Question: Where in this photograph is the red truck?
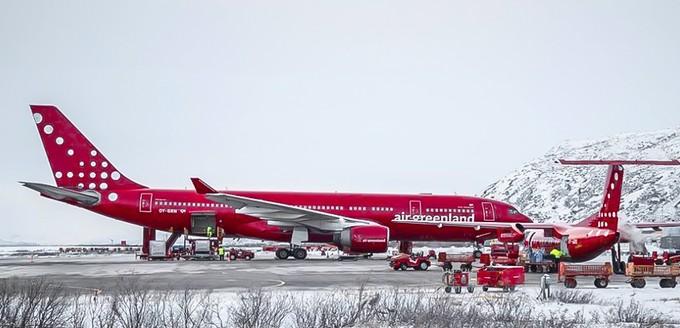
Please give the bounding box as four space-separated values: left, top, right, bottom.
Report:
390 254 431 271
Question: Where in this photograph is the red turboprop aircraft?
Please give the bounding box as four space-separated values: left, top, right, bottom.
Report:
399 159 680 263
22 105 679 263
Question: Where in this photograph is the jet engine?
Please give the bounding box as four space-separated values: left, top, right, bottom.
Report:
496 223 526 243
334 225 389 253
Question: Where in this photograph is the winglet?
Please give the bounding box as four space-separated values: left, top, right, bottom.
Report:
191 178 218 194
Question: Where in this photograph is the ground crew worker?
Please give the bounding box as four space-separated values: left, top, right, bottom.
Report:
218 246 225 261
206 226 213 238
550 248 563 265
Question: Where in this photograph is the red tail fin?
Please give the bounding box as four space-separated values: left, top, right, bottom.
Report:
559 159 680 231
30 105 145 191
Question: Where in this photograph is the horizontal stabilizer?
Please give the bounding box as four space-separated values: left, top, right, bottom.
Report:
191 178 218 194
558 159 680 166
20 181 100 206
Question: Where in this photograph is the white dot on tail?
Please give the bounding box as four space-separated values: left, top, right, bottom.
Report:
88 183 95 189
55 172 62 178
100 183 108 190
101 172 108 179
108 193 118 201
44 125 53 135
33 113 43 124
56 137 64 145
111 171 121 180
67 149 74 156
90 150 97 156
67 172 73 178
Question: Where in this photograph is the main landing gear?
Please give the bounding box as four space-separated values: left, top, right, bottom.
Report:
275 247 308 260
473 241 483 259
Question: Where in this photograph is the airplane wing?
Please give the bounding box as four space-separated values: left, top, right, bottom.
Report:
191 178 376 232
630 222 680 230
393 219 566 233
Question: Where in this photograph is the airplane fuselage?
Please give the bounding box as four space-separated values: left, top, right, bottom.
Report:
70 188 532 244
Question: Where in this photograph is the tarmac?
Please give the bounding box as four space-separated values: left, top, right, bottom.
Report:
0 253 659 293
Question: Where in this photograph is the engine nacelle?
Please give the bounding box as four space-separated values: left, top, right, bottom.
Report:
334 225 389 253
497 229 524 243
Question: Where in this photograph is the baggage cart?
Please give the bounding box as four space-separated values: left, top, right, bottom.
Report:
625 262 680 288
476 265 525 292
558 262 612 288
438 252 475 272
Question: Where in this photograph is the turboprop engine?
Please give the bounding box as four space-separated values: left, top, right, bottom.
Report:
334 225 389 253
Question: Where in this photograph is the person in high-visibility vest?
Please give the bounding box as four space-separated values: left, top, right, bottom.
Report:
218 246 225 261
206 226 213 238
550 248 563 265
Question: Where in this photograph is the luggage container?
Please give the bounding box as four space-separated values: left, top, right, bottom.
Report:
148 240 168 260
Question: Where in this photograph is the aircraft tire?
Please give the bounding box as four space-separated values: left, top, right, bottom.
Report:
467 286 474 293
445 286 451 293
473 250 482 259
275 248 289 260
454 286 461 294
292 248 307 260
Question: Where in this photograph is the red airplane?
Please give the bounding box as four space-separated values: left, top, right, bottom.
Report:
400 159 680 263
22 105 679 263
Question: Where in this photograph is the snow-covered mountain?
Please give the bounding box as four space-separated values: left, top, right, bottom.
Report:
481 127 680 225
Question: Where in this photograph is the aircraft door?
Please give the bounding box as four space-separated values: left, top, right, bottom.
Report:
560 235 570 257
139 193 153 213
409 200 422 218
482 202 495 221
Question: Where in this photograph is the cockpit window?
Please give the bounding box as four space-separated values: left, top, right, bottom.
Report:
508 208 519 215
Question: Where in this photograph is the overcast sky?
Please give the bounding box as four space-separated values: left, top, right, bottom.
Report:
1 1 679 244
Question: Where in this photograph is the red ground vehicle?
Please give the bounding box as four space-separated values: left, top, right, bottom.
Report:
442 270 474 294
390 254 431 271
476 266 525 292
489 243 520 266
558 262 612 288
625 262 680 288
438 252 475 271
228 248 255 261
628 251 680 266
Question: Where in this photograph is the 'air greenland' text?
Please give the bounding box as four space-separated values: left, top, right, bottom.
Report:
392 212 474 223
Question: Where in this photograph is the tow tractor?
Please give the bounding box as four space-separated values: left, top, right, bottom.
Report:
389 253 431 271
227 248 255 261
